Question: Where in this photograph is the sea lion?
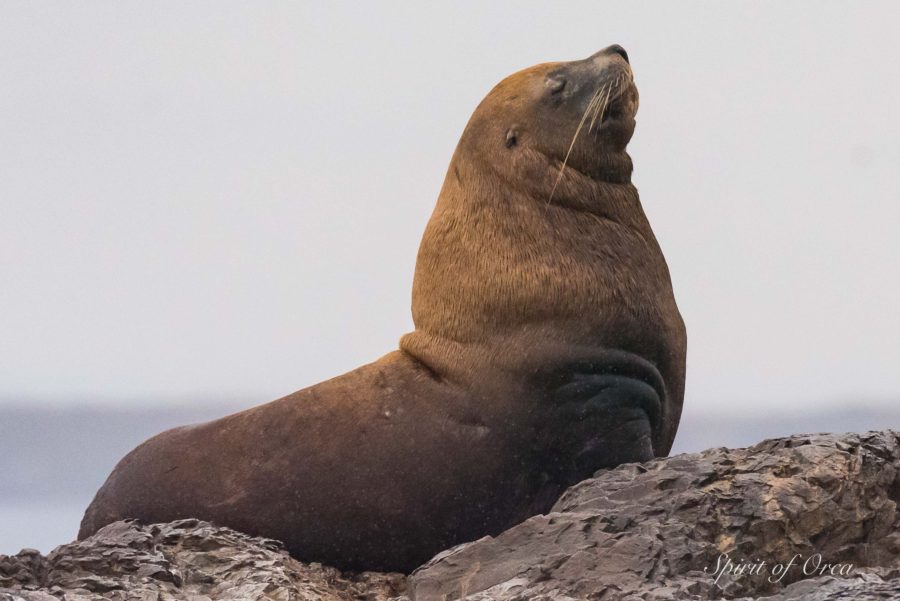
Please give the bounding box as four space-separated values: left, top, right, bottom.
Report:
78 44 686 573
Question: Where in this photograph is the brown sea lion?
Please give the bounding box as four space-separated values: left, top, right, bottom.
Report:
78 44 686 573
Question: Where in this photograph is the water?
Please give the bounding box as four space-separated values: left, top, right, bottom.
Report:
0 496 89 554
0 402 241 556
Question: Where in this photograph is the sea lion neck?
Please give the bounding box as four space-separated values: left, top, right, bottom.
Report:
400 144 658 387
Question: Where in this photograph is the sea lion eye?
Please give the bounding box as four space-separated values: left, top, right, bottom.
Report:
546 76 566 94
505 128 518 148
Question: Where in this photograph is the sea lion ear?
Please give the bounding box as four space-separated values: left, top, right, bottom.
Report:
505 127 518 148
545 75 566 94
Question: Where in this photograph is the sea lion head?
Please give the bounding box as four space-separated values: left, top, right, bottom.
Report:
460 44 639 187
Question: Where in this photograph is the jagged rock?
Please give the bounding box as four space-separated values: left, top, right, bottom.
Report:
2 430 898 600
750 572 900 600
0 519 406 600
409 430 900 600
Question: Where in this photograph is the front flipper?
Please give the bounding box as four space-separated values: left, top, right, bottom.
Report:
550 373 661 481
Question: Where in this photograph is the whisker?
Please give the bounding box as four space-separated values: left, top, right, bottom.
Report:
588 87 603 131
547 84 605 204
589 83 613 132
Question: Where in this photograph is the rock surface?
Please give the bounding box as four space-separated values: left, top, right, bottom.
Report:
2 430 899 600
410 430 900 600
0 520 405 600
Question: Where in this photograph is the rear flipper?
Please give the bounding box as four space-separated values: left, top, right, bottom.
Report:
551 373 661 481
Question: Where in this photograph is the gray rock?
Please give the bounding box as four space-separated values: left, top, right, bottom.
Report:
751 572 900 600
2 431 898 600
0 519 406 600
408 430 900 600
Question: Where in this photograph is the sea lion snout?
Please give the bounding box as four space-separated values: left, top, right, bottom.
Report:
593 44 630 64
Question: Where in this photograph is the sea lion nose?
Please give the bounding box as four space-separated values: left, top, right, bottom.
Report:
606 44 629 64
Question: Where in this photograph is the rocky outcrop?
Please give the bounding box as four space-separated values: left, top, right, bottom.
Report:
409 430 900 600
0 520 405 600
2 430 899 600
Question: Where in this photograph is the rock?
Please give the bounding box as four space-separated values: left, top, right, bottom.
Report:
409 430 900 600
755 572 900 600
0 519 406 600
2 430 898 600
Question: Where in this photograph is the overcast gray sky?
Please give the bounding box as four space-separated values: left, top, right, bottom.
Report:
2 1 899 420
